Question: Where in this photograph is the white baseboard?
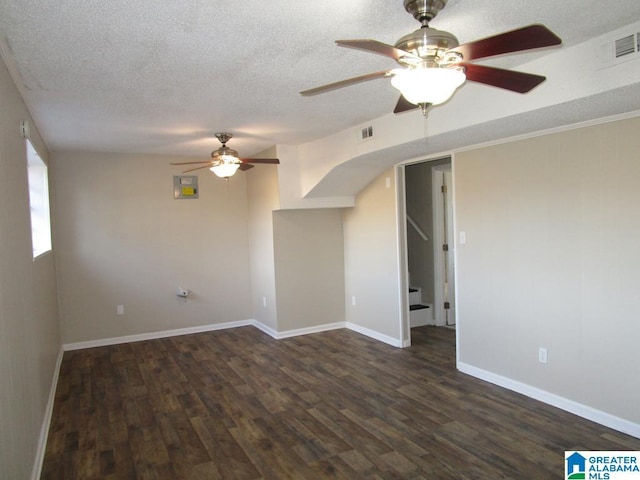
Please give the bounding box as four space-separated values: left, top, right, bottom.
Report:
31 346 64 480
251 320 278 338
458 362 640 439
64 320 399 350
273 322 346 339
346 322 403 347
63 319 254 351
251 321 395 345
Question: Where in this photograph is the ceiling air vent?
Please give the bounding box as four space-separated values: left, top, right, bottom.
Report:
615 34 635 58
598 27 640 69
359 125 374 141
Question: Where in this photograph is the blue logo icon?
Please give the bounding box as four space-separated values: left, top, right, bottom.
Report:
566 452 586 479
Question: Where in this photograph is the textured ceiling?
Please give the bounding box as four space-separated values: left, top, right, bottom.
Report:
1 0 639 159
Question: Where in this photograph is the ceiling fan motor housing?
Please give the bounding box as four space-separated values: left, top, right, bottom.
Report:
212 145 240 162
212 132 241 164
394 27 460 66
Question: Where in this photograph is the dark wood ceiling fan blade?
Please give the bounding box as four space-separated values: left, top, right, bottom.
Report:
461 63 546 93
239 164 254 171
449 24 561 62
300 70 392 96
336 39 420 62
393 95 419 114
170 160 212 166
240 158 280 164
183 164 213 173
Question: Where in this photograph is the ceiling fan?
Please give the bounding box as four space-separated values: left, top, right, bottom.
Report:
170 133 280 178
300 0 562 115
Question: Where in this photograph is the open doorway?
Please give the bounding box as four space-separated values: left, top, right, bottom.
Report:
402 157 456 344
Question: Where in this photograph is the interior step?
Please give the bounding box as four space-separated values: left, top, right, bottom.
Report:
410 303 432 328
409 287 422 305
410 304 429 311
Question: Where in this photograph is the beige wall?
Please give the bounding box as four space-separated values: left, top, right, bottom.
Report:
0 56 62 478
52 151 253 344
246 147 280 330
247 150 346 334
344 168 402 342
455 115 640 424
273 209 345 332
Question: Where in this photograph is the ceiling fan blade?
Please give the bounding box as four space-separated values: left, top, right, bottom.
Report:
393 95 419 114
449 24 561 62
461 63 546 93
336 39 420 62
170 160 212 166
183 164 213 173
239 164 255 171
240 158 280 164
300 70 392 96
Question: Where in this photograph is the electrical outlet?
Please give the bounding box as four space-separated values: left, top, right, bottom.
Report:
538 347 548 364
351 296 357 306
117 305 124 315
262 296 267 307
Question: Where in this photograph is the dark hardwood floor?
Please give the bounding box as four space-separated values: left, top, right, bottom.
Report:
42 326 640 479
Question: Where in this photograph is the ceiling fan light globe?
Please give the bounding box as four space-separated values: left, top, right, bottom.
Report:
210 162 240 178
391 67 465 105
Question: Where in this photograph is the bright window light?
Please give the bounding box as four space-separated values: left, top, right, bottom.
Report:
26 140 52 259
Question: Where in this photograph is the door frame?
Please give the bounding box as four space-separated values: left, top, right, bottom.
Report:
397 156 456 347
431 163 455 327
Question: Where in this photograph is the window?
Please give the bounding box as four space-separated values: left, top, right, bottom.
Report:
27 140 52 258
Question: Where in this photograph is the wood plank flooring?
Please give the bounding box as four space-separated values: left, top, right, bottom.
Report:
42 326 640 479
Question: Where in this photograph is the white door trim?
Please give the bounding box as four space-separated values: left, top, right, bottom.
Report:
432 163 454 327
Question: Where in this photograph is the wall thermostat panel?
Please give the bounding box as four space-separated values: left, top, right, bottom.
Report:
173 175 198 199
